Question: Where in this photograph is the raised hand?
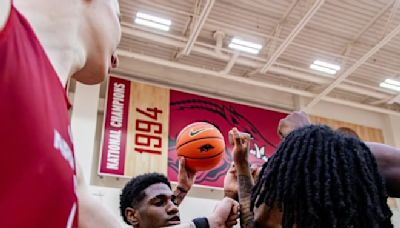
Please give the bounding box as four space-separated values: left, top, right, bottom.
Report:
172 157 197 206
229 127 251 170
177 157 196 191
278 111 311 138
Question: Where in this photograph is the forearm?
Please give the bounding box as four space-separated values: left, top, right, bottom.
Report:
236 165 254 228
78 190 122 228
366 142 400 197
76 162 122 228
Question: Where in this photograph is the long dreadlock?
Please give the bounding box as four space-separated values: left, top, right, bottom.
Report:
251 125 392 228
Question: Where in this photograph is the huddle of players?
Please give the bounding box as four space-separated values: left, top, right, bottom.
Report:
3 0 400 227
119 111 400 228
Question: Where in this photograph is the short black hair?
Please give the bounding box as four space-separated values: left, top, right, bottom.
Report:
120 173 171 224
251 125 392 228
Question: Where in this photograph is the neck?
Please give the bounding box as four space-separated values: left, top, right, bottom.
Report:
14 0 86 87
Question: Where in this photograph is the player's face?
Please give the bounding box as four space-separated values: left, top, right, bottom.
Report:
253 203 283 228
74 0 121 84
136 183 180 228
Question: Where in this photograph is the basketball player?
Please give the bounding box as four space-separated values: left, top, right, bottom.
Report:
278 111 400 197
120 171 240 228
0 0 120 227
231 125 393 227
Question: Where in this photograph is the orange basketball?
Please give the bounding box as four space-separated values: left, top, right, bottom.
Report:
176 122 225 171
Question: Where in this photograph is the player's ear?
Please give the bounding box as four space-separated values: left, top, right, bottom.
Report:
125 207 139 226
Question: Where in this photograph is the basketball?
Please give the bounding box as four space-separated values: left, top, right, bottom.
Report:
176 122 225 171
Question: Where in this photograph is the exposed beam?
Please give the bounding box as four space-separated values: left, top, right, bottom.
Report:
178 0 215 57
303 21 400 111
220 52 239 74
134 1 400 76
388 93 400 104
382 0 400 38
248 0 299 76
181 0 202 37
265 0 299 56
352 1 393 43
116 50 400 117
336 1 392 65
259 0 325 74
121 26 394 101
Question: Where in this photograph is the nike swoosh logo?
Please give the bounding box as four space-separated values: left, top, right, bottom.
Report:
189 127 214 137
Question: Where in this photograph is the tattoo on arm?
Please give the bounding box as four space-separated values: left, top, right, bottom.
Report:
238 175 254 228
172 187 188 206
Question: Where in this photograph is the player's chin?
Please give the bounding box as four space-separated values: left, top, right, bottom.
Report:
79 75 106 85
73 65 107 85
164 221 181 226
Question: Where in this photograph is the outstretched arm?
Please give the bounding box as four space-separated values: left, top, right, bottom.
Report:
366 142 400 197
173 157 196 206
76 163 122 228
230 128 255 228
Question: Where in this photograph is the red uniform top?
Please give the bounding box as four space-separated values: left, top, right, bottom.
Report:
0 5 78 228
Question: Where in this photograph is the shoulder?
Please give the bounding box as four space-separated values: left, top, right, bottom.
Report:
366 142 400 164
0 0 12 31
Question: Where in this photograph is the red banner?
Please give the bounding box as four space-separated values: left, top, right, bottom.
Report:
99 77 131 175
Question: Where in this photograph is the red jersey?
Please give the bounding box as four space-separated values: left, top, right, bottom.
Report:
0 5 78 228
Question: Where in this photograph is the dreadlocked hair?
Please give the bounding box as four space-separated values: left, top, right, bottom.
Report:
120 173 171 225
251 125 392 228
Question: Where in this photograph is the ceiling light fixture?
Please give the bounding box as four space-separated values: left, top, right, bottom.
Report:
135 12 171 31
380 79 400 92
228 38 262 54
310 60 340 75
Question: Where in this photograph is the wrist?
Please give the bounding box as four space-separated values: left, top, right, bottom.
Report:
176 185 189 193
235 162 250 174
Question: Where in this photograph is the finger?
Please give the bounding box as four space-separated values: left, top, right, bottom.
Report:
243 136 250 147
227 210 239 226
226 219 238 227
232 128 242 146
179 157 186 174
233 200 240 212
229 201 238 215
227 211 237 221
225 220 238 227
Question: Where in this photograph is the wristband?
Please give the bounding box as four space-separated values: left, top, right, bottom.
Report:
192 217 209 228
